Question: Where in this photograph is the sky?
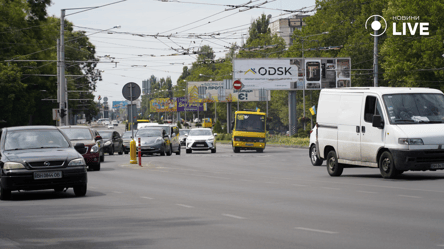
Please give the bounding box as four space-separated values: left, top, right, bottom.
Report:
47 0 316 105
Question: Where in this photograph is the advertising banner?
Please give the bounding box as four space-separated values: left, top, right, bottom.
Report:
150 98 177 112
112 101 128 109
176 97 204 111
305 59 322 89
336 58 351 88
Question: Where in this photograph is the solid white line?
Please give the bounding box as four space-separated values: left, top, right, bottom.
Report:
295 227 338 234
176 204 193 208
398 195 422 199
357 191 377 194
141 196 153 200
222 214 246 220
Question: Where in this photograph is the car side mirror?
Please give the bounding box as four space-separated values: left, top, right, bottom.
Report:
214 133 218 137
172 133 176 137
95 135 102 141
164 134 169 138
74 143 86 154
372 115 384 129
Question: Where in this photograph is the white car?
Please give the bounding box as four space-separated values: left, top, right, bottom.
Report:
185 128 216 154
107 124 114 129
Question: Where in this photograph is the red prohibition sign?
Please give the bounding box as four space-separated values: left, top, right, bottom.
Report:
233 80 243 90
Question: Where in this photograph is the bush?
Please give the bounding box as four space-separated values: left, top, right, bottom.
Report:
183 122 190 128
213 120 223 134
177 121 182 129
297 128 309 138
195 122 202 127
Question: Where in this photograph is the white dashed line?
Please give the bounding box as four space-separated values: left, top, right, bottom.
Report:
222 214 246 220
176 204 194 208
292 184 307 187
295 227 338 234
141 196 153 200
321 187 340 190
357 191 377 194
112 191 122 194
398 195 422 199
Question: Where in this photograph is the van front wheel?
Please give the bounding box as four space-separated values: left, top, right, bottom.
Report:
327 150 343 176
379 151 401 179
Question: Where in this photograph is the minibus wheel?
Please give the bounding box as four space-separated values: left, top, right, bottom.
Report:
379 151 402 179
327 150 343 176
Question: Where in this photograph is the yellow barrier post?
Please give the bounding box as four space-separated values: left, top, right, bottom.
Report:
130 139 137 164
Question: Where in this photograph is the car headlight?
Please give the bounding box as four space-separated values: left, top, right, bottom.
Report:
4 162 25 170
104 141 112 146
68 158 86 166
207 138 214 142
90 144 99 153
398 138 424 145
155 138 164 144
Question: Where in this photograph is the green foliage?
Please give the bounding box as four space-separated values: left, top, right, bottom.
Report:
177 121 182 129
213 120 223 134
195 123 202 127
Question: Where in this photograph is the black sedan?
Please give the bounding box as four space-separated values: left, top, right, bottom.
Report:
98 130 123 155
0 126 88 200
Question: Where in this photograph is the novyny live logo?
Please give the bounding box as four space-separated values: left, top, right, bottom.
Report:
244 67 292 76
365 15 429 37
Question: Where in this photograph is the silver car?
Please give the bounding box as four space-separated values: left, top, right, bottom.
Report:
135 128 167 156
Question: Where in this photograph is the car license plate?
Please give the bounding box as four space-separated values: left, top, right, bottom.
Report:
34 171 62 180
245 143 254 146
196 144 204 146
431 163 444 169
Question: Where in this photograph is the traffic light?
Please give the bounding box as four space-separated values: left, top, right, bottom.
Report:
60 109 66 118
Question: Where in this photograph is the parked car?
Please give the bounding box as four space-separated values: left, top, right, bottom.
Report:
185 128 216 154
98 130 123 155
135 128 167 156
0 126 88 200
121 131 132 154
179 129 190 146
59 126 102 171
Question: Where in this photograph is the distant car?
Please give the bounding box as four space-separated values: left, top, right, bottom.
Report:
179 129 190 146
59 126 102 171
98 130 123 155
0 126 88 200
121 131 133 154
112 120 118 126
193 118 201 123
135 128 167 156
185 128 216 154
107 124 114 129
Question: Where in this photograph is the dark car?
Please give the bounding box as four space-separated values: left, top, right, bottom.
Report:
98 130 123 155
59 126 102 171
0 126 88 200
135 128 167 156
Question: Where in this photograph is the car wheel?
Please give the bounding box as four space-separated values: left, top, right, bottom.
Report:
100 153 104 162
186 149 192 154
310 144 323 166
233 146 240 153
1 187 12 200
94 161 101 171
160 145 166 156
109 146 114 155
176 145 181 155
73 184 87 197
166 145 172 156
256 148 264 153
118 145 123 155
379 151 401 179
211 148 216 153
327 150 343 176
124 151 129 155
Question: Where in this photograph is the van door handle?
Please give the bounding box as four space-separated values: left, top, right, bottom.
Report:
356 126 360 133
362 126 366 133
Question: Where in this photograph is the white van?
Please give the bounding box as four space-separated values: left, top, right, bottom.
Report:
310 87 444 178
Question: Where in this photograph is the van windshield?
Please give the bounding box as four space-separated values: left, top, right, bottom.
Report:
383 93 444 124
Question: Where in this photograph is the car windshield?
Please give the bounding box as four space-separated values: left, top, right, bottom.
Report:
189 130 212 136
61 128 92 140
235 114 265 132
383 93 444 124
4 129 70 151
98 131 112 139
179 130 190 136
122 132 132 139
136 129 162 137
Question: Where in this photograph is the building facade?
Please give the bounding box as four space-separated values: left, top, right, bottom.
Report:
269 15 309 47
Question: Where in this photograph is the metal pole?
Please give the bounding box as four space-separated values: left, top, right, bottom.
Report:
374 16 379 87
57 39 60 126
266 90 269 117
60 9 66 126
214 102 217 122
130 83 134 140
302 39 306 130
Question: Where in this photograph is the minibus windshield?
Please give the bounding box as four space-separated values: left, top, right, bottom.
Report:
235 114 265 132
383 93 444 124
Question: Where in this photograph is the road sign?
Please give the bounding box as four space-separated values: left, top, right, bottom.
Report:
233 80 243 90
122 82 141 101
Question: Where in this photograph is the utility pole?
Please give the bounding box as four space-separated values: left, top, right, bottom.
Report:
374 16 379 87
59 9 66 126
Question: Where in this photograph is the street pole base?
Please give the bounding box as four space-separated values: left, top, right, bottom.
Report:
130 160 138 164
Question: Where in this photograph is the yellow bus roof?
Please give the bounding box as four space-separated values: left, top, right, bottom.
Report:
235 110 266 115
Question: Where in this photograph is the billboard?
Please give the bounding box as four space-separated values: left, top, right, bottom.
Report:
112 101 128 109
177 97 204 112
187 81 271 103
233 58 351 90
150 98 177 112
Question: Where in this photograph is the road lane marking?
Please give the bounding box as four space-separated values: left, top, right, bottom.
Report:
357 191 377 194
222 214 246 220
112 191 122 194
176 204 193 208
292 184 307 187
141 196 153 200
295 227 337 234
398 195 422 199
321 187 340 190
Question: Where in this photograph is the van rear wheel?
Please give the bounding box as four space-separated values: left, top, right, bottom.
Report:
310 144 323 166
379 151 402 179
327 150 343 176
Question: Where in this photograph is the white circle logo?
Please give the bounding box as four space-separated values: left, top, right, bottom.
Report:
365 15 387 37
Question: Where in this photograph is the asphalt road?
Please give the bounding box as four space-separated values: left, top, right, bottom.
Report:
1 125 444 249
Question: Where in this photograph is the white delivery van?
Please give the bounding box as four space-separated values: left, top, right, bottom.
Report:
311 87 444 178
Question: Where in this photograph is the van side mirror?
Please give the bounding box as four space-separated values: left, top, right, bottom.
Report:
372 115 384 129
